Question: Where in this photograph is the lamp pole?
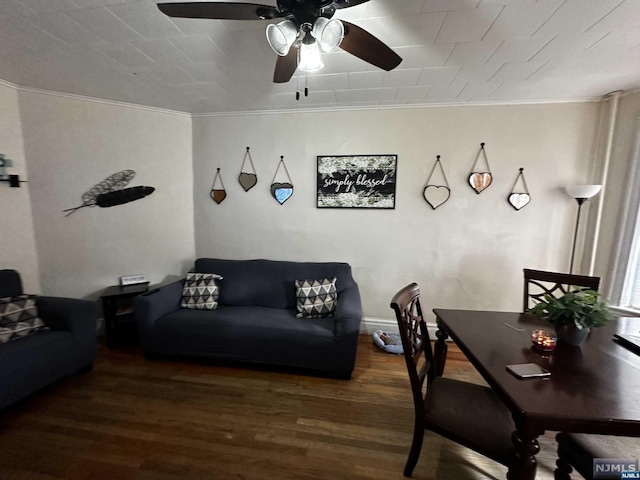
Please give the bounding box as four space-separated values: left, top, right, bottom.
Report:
569 198 586 274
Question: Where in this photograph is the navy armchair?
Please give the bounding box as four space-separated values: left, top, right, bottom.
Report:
0 269 97 409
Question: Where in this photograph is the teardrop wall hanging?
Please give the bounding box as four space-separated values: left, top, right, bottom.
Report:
423 155 451 210
468 142 493 194
238 146 258 192
508 167 531 211
210 168 227 204
271 156 294 205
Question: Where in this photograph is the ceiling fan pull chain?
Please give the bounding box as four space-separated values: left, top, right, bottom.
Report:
305 73 309 97
295 49 301 101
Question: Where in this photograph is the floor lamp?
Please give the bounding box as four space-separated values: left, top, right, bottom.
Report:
566 185 602 274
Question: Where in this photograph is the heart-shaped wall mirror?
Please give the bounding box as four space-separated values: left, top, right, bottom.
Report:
239 173 257 192
509 193 530 210
468 143 493 194
210 168 226 204
271 156 294 206
238 147 258 192
423 155 451 210
424 186 450 209
468 172 492 194
271 183 294 205
508 168 531 211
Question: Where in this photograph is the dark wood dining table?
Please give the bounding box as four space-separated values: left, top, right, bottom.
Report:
432 309 640 480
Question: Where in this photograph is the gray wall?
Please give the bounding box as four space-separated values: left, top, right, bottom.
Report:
17 91 196 299
192 103 601 320
0 82 40 292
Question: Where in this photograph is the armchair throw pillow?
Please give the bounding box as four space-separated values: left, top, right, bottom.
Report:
295 277 338 318
0 295 50 344
181 273 222 310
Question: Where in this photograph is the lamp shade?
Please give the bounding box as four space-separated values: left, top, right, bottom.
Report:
298 38 324 72
313 17 344 53
566 184 602 200
266 20 298 56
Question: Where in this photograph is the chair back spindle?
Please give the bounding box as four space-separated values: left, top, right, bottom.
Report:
390 283 435 410
523 269 600 312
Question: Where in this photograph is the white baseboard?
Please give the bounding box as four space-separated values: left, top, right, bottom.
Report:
361 316 439 339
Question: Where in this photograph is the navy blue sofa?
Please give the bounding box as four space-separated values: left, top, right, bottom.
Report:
133 259 362 378
0 269 97 410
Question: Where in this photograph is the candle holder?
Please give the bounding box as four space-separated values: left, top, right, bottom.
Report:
531 329 557 352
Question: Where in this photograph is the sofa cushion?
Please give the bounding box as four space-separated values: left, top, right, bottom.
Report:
295 278 337 318
0 295 50 344
181 273 222 310
193 258 354 309
150 306 338 362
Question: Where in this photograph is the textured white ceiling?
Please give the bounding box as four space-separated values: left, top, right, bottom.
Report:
1 0 639 114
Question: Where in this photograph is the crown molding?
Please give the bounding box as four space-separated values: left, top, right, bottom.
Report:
1 77 605 118
3 81 190 118
191 96 602 118
0 78 20 91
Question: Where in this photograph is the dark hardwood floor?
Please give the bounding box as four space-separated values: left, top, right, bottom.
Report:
0 336 561 479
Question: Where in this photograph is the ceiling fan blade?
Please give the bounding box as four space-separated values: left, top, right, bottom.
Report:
340 21 402 71
273 48 298 83
157 2 281 20
332 0 371 9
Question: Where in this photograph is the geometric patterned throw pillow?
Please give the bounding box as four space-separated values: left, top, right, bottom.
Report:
181 273 223 310
295 277 338 318
0 295 50 344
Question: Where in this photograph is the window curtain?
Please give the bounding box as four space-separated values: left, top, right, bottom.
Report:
607 115 640 310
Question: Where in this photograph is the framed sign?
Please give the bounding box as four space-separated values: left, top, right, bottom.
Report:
317 155 397 209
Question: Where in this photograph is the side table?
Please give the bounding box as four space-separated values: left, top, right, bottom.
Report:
100 283 149 347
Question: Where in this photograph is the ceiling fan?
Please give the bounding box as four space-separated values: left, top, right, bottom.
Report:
156 0 402 83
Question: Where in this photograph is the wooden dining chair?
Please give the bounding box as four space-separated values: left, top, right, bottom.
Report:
523 269 601 312
555 433 640 479
390 283 515 477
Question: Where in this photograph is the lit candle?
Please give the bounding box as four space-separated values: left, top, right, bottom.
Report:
531 329 557 351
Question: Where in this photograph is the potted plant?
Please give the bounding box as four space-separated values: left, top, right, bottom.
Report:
528 289 614 346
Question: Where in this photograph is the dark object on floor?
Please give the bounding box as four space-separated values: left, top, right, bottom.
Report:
0 269 97 410
134 259 362 378
555 432 640 479
390 282 515 477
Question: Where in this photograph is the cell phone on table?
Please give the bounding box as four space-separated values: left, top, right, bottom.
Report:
506 363 550 379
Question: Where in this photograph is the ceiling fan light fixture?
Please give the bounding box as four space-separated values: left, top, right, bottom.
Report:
313 17 344 53
298 37 325 73
266 19 298 56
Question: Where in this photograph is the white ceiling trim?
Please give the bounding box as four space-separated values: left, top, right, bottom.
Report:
0 78 20 91
191 96 603 117
1 77 611 118
8 82 191 118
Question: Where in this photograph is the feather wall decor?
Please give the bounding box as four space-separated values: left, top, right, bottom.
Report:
63 170 154 216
